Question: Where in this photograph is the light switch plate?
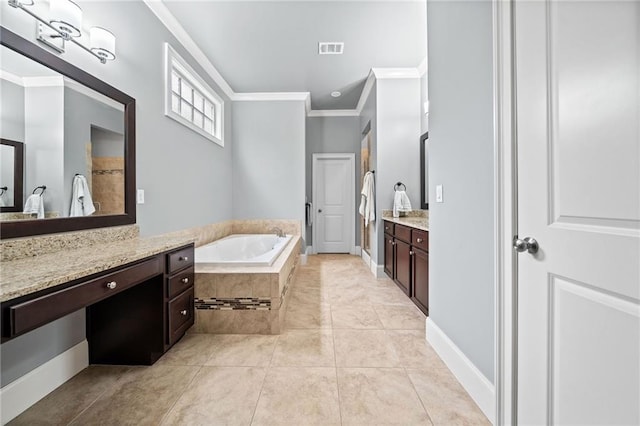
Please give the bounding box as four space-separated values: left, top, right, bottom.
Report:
137 189 145 204
436 185 443 203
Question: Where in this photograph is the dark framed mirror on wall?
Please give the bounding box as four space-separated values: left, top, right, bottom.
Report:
0 139 24 213
420 132 429 210
0 27 136 239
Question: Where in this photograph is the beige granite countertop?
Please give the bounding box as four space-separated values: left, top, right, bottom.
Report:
383 216 429 232
0 235 195 302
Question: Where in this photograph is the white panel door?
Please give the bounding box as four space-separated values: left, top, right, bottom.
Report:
515 1 640 424
314 154 354 253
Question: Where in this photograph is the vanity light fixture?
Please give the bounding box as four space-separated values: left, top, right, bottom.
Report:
7 0 116 64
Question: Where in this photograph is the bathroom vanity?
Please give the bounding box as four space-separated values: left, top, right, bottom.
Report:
383 217 429 315
0 237 195 365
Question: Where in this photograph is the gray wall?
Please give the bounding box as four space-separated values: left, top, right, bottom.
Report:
305 116 361 247
24 85 65 216
359 82 378 262
374 78 422 263
64 87 123 216
0 79 25 141
232 100 306 239
0 0 234 389
427 0 495 382
91 127 124 158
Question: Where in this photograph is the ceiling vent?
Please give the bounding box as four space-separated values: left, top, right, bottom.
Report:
318 42 344 55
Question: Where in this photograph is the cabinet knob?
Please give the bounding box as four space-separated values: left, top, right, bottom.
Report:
180 309 188 316
181 277 189 284
417 238 423 243
179 256 189 262
106 281 117 289
409 251 415 256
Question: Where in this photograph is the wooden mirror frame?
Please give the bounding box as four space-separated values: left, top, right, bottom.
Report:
0 27 136 239
0 139 24 213
420 132 429 210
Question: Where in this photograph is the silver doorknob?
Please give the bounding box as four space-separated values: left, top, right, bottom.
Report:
513 236 539 254
106 281 117 289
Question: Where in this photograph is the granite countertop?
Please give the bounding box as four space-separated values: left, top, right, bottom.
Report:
383 216 429 232
0 235 195 302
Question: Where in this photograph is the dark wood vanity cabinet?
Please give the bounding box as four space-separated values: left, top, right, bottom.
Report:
1 243 195 365
383 222 429 315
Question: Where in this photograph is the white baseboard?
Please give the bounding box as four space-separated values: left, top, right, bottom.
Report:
361 249 371 268
300 254 307 265
426 319 495 424
354 246 362 256
305 246 313 255
0 340 89 424
374 263 385 278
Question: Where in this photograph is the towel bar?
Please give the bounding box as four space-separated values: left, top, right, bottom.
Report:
394 182 406 192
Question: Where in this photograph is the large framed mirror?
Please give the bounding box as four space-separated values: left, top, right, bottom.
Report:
420 132 428 210
0 27 136 239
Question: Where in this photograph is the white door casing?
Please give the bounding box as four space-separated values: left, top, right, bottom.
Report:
514 1 640 425
312 153 355 254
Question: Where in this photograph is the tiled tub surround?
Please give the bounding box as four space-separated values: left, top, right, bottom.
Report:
193 236 301 334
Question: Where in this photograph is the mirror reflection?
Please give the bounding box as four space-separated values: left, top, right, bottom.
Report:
0 44 125 222
420 132 429 210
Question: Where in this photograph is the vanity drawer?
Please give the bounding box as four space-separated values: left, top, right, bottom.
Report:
168 245 194 274
168 268 194 299
168 287 194 345
9 257 162 337
411 229 429 252
383 222 394 235
394 224 412 243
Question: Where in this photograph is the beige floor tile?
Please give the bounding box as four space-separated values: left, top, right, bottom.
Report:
374 304 427 330
326 286 370 306
331 305 383 329
252 367 341 425
333 329 401 367
156 332 217 366
284 301 332 329
9 366 130 426
271 329 335 367
387 330 448 369
367 286 417 306
337 367 432 425
161 366 266 425
288 287 329 305
204 334 278 367
407 368 490 425
69 365 199 426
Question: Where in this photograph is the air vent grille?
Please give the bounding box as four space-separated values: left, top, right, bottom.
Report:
318 42 344 55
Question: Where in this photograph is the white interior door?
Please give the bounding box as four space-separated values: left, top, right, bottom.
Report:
515 1 640 424
313 154 355 253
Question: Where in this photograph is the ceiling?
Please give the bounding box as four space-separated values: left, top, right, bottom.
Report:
163 0 427 110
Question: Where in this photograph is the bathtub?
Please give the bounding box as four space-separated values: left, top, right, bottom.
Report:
195 234 292 267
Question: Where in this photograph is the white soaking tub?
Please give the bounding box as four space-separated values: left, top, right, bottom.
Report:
195 234 292 267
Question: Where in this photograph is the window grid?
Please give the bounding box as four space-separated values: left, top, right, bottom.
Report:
171 69 217 138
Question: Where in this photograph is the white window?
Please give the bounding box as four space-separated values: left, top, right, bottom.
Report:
164 43 224 146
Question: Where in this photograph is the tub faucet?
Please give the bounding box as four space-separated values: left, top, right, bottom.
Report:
271 227 285 238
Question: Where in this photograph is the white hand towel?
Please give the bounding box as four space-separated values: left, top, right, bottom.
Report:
69 175 96 217
359 171 376 226
23 194 44 219
393 190 412 218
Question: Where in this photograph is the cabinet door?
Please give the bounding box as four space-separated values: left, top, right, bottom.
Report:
395 239 411 296
384 234 395 278
411 248 429 315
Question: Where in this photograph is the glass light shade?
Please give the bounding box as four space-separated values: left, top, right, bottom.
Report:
49 0 82 38
90 27 116 61
16 0 35 5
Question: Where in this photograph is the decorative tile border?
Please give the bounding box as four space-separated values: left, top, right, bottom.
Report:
195 297 272 311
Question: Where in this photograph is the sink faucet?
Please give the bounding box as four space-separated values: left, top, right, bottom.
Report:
270 227 285 238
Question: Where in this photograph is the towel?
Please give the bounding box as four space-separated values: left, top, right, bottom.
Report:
393 190 412 218
359 171 376 226
23 194 44 219
69 175 96 217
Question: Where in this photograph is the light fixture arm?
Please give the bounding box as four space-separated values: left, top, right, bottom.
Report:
8 0 111 64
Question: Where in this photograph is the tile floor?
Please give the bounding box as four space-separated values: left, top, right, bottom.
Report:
10 254 489 425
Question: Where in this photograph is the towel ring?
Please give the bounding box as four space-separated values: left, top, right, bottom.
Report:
394 182 406 192
0 186 7 196
32 185 46 195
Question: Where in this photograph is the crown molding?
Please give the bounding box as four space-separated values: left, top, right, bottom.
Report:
64 77 125 111
0 70 24 86
371 67 421 79
143 0 235 100
233 92 310 102
418 56 427 76
307 109 359 117
355 69 377 115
